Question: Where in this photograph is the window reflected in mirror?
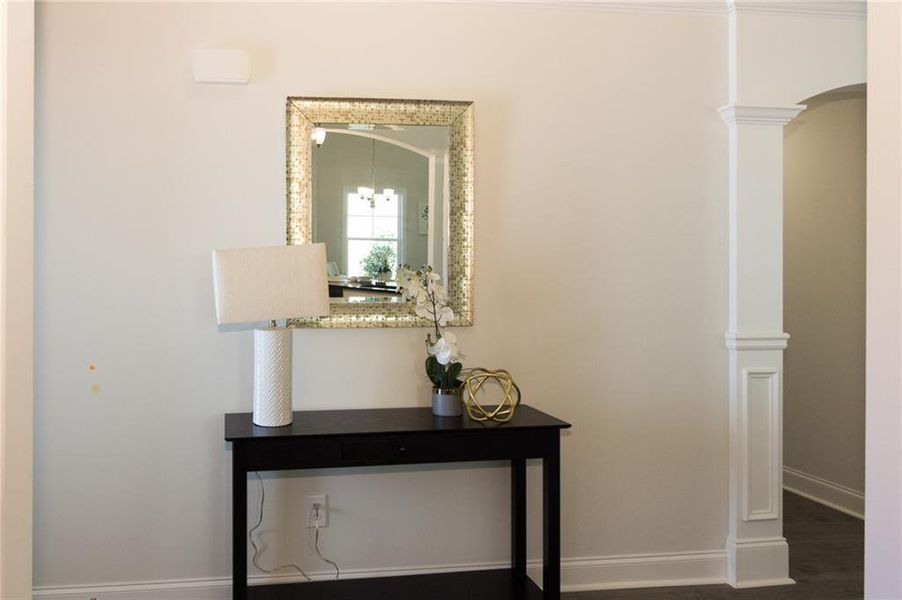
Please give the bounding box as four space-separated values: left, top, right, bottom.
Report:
312 124 449 303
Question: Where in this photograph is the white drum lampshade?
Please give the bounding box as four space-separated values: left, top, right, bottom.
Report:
212 244 330 427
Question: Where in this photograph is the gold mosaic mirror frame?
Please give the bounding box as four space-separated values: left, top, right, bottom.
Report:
286 97 474 328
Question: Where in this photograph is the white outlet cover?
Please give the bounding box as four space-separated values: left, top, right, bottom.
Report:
305 494 328 528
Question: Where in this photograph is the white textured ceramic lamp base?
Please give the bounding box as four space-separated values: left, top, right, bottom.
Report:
253 328 293 427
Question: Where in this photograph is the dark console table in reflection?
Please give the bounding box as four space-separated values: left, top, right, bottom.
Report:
224 405 571 600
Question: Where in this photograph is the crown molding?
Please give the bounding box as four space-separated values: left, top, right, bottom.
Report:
421 1 726 16
718 104 806 127
405 0 865 20
727 1 866 20
37 0 867 20
470 0 864 19
482 0 864 19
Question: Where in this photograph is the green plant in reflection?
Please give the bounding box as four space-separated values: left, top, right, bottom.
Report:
360 244 396 279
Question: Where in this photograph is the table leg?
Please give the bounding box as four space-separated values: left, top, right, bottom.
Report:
543 434 561 599
511 457 527 582
233 449 247 600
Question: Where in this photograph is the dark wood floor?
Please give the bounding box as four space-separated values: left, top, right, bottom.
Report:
566 492 864 600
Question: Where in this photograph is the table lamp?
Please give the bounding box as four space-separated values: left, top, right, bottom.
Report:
212 244 330 427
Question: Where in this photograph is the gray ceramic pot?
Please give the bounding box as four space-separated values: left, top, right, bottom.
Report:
432 387 463 417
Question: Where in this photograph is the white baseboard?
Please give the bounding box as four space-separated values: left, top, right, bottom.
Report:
783 465 865 519
32 550 727 598
541 549 726 592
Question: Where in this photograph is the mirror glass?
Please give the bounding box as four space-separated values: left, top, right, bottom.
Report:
312 124 449 304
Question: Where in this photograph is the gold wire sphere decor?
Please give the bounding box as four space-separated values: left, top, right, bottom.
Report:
462 368 521 423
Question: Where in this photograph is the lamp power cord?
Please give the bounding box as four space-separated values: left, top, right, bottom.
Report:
313 504 340 580
249 472 340 581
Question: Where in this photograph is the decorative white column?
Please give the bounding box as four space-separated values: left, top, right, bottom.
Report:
719 104 804 588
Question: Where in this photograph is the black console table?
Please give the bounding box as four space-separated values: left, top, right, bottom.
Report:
225 405 571 600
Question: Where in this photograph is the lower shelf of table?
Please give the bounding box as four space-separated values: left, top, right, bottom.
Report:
246 569 544 599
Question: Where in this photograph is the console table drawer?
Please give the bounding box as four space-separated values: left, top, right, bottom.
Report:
340 436 430 464
240 429 551 470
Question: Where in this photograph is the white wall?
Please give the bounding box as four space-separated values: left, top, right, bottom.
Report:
0 0 34 596
865 2 902 597
783 90 866 515
730 3 866 105
33 2 730 592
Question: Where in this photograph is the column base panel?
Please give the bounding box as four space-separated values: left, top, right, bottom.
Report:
726 537 794 589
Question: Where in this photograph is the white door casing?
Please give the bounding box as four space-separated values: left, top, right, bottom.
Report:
864 3 902 597
0 0 34 597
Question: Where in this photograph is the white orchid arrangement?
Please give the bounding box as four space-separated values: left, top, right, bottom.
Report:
396 265 463 391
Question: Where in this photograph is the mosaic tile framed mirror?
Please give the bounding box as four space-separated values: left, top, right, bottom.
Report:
286 97 474 328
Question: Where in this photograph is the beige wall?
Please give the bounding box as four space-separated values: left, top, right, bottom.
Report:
783 91 866 495
33 2 728 590
0 0 34 596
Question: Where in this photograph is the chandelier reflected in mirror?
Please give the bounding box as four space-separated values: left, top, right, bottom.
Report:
351 138 399 209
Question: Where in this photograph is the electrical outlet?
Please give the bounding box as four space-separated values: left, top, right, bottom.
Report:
306 494 328 528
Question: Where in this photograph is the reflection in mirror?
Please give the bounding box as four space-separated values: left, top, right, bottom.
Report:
312 124 449 304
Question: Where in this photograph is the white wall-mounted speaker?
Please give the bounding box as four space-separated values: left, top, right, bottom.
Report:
192 49 250 84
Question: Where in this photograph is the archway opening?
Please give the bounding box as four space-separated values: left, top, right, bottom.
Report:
782 84 866 594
